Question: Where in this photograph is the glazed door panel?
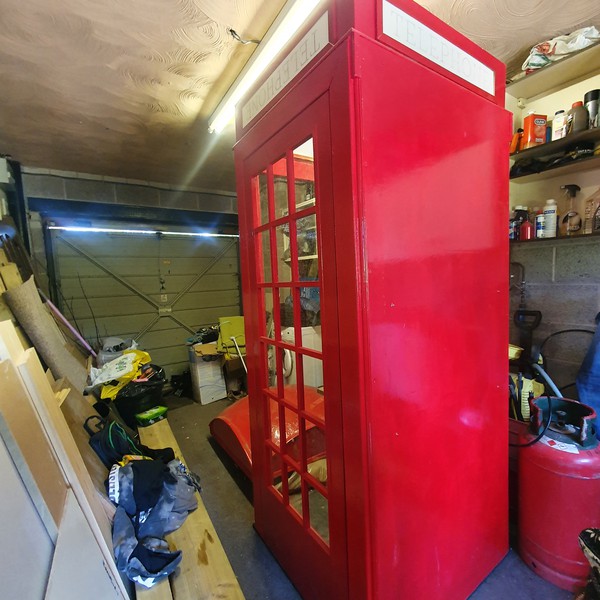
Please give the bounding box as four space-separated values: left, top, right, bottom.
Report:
238 94 347 599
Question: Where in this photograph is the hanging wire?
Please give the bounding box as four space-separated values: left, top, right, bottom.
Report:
78 272 101 348
227 28 260 45
156 231 166 293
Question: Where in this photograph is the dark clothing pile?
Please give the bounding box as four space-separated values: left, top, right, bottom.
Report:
108 458 200 588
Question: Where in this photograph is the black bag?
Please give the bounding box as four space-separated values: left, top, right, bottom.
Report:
85 416 144 468
84 415 175 469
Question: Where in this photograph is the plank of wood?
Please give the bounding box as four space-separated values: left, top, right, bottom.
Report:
139 419 245 600
135 579 173 600
17 349 113 541
15 347 128 599
0 263 23 289
0 297 14 323
0 359 67 527
0 318 26 362
45 490 125 600
0 248 8 265
55 388 70 407
46 368 56 386
60 383 116 523
14 325 31 350
0 422 55 599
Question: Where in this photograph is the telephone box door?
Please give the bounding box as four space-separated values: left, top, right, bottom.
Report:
236 93 348 600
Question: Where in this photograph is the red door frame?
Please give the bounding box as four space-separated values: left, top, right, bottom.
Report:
236 89 349 599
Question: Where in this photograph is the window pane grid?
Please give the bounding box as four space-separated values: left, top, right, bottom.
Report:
254 135 329 547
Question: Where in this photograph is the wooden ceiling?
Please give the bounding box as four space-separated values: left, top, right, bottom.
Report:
0 0 599 194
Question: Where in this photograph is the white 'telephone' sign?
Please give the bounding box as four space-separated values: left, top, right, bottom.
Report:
382 0 495 95
242 12 329 128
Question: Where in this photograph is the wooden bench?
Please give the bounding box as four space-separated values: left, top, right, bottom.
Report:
57 378 245 600
135 418 245 600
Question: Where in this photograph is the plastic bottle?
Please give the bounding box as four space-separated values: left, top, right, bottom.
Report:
543 199 558 238
510 129 524 154
513 205 529 241
508 207 516 240
520 218 533 240
567 101 589 135
535 208 545 238
552 110 568 140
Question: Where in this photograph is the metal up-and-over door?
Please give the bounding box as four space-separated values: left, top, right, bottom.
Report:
50 225 240 377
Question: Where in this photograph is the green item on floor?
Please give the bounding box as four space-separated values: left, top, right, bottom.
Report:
135 405 168 427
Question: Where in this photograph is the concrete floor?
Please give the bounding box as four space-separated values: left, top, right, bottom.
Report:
165 396 574 600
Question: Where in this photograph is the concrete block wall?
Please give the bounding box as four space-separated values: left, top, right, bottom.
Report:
21 167 238 214
510 236 600 398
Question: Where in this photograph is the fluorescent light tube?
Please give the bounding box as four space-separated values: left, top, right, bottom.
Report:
47 225 239 238
208 0 323 133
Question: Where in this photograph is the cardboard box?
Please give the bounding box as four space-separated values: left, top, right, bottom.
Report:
193 342 220 357
188 347 227 404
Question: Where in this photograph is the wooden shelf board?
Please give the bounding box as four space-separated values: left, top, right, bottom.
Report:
510 154 600 183
510 128 600 162
507 41 600 101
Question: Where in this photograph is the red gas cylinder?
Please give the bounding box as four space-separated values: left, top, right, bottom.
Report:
518 396 600 591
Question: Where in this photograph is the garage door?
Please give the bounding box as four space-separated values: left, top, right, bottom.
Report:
49 223 241 378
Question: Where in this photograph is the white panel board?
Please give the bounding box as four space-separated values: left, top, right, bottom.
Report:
45 490 124 600
0 433 54 600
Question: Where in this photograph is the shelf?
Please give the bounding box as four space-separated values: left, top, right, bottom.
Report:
511 232 600 246
511 127 600 162
507 40 600 101
284 254 318 264
511 153 600 183
296 197 316 210
510 125 600 182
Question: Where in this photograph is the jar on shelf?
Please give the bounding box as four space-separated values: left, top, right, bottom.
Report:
552 110 568 140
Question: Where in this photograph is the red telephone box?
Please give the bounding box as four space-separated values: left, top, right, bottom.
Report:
234 1 509 598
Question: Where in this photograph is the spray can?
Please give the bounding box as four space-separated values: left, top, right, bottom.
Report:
543 199 558 238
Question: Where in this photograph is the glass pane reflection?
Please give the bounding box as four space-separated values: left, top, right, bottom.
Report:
293 139 315 210
258 170 269 224
259 230 272 283
273 156 289 219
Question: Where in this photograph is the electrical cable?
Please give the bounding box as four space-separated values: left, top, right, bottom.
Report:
509 395 553 447
539 328 594 357
535 328 594 377
78 272 101 348
227 28 259 45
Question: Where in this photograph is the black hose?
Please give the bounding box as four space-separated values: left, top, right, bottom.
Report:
538 329 594 371
509 395 553 448
539 329 594 355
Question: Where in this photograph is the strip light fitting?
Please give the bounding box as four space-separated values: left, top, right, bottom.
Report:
208 0 323 133
47 225 239 239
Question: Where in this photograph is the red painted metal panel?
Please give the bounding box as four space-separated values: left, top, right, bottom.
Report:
354 31 509 599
